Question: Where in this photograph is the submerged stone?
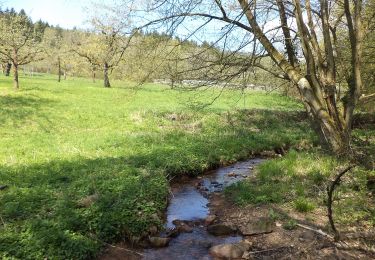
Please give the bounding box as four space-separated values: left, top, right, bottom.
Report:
148 237 171 248
207 224 236 236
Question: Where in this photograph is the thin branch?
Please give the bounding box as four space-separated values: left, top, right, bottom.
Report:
327 165 356 241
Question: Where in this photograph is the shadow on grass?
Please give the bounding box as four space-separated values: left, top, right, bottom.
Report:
0 108 313 259
0 95 55 127
0 155 168 259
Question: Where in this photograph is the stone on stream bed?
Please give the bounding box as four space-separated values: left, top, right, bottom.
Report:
171 219 194 233
227 172 238 177
148 237 171 248
205 214 217 226
207 224 237 236
209 241 251 259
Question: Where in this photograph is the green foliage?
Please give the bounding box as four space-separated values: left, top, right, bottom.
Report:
226 147 375 226
268 209 285 221
0 74 309 259
294 198 315 213
0 10 44 69
283 219 298 230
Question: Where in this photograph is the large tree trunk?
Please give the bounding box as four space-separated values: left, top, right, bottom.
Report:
297 78 350 154
5 62 11 76
103 62 111 88
236 0 363 155
58 56 61 82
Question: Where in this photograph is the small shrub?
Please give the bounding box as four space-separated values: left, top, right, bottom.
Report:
283 219 297 230
268 209 283 221
294 198 315 213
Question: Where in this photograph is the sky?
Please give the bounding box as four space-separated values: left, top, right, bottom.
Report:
3 0 90 29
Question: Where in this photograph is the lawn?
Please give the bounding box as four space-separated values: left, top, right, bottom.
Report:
0 74 313 259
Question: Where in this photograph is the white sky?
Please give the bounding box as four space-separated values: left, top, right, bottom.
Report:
3 0 90 29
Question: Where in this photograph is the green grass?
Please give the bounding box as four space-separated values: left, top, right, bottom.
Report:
226 149 375 228
294 197 315 212
0 74 312 259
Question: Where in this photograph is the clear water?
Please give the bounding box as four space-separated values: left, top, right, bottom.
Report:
143 158 263 259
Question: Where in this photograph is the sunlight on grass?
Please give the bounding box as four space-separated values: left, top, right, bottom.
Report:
0 74 310 259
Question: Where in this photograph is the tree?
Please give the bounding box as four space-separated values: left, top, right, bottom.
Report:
43 26 67 82
133 0 374 154
0 10 43 89
72 3 132 88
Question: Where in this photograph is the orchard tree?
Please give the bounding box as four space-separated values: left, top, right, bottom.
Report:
43 26 67 82
0 10 44 89
73 3 132 88
132 0 374 154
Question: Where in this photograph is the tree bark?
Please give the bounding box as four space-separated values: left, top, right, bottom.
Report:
297 78 350 154
13 63 19 89
104 62 111 88
276 0 298 67
236 0 357 154
13 49 19 89
58 56 61 82
92 67 96 83
5 62 11 76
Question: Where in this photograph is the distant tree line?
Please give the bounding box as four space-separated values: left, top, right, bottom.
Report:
0 6 286 90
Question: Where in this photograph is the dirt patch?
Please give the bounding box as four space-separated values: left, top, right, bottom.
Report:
209 193 374 259
99 242 142 260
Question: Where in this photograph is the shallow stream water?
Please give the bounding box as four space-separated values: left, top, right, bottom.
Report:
143 158 264 259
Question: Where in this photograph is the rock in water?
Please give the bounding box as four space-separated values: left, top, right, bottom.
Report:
207 224 236 236
205 215 216 226
148 237 171 248
179 223 193 233
227 172 238 177
209 241 251 259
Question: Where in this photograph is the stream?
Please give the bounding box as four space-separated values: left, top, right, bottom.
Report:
144 158 264 259
101 158 264 260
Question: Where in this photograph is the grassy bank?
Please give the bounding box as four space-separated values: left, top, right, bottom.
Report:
0 74 313 259
226 145 375 232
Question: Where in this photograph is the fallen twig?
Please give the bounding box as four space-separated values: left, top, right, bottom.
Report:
335 241 375 254
249 246 291 254
102 242 144 257
0 214 6 227
343 232 375 240
296 223 333 239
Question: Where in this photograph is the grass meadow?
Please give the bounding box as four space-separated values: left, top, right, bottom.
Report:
1 74 373 259
0 74 313 259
